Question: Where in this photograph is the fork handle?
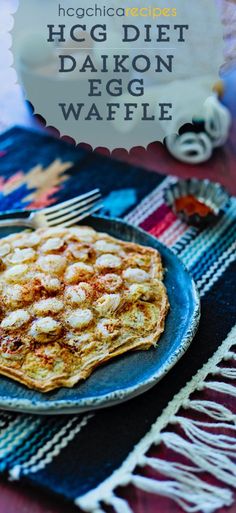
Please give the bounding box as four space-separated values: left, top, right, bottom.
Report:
0 219 34 229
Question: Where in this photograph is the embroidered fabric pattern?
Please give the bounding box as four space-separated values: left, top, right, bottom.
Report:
0 130 235 513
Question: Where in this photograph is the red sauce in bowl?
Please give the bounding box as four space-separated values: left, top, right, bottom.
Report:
174 195 213 217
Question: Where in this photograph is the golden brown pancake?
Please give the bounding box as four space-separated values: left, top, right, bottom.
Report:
0 226 169 392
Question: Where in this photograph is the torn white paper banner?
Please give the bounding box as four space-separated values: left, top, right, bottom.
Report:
12 0 224 149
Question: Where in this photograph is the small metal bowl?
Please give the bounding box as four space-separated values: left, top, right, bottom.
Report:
164 179 230 227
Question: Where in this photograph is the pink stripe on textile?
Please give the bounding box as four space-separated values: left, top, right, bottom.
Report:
140 204 172 232
0 171 25 192
148 211 177 239
4 172 24 187
27 187 62 210
163 224 188 248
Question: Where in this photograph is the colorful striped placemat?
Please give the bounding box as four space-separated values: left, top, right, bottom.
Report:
0 127 235 513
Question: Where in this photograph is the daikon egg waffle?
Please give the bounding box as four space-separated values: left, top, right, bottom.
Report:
0 226 169 392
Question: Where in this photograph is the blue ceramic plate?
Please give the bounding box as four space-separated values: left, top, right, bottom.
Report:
0 215 200 414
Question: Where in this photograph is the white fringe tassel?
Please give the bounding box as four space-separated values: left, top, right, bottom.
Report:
132 467 232 513
184 399 236 422
204 381 236 397
106 496 134 513
76 326 236 513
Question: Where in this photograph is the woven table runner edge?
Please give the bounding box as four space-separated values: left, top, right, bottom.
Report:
76 323 236 513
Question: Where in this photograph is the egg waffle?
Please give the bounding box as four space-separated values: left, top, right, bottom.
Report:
0 226 169 392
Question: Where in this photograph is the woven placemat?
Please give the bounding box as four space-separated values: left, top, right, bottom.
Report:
0 127 235 513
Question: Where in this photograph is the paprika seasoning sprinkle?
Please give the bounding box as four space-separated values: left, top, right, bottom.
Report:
174 195 213 217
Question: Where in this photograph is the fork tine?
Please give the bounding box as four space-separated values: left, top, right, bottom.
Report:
48 199 103 227
42 189 100 215
45 193 101 221
58 203 103 228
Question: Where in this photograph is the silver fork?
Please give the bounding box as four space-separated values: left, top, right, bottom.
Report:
0 189 102 229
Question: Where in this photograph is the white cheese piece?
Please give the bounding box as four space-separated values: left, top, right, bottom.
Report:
8 248 36 264
73 333 91 344
30 317 61 339
99 273 123 292
41 238 64 253
40 276 61 292
95 293 121 316
4 264 28 282
123 268 150 283
69 244 90 261
40 227 67 239
12 233 41 248
0 243 11 257
3 284 23 306
68 227 96 242
67 308 93 329
126 283 151 301
33 298 64 315
94 240 121 254
1 309 30 329
37 255 67 274
65 262 93 284
95 254 122 270
65 285 87 305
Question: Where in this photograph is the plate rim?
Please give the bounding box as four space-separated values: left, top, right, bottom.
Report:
0 215 201 414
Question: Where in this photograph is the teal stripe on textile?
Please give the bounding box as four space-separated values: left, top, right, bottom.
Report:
192 222 236 280
4 420 64 469
0 417 41 471
180 200 236 266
